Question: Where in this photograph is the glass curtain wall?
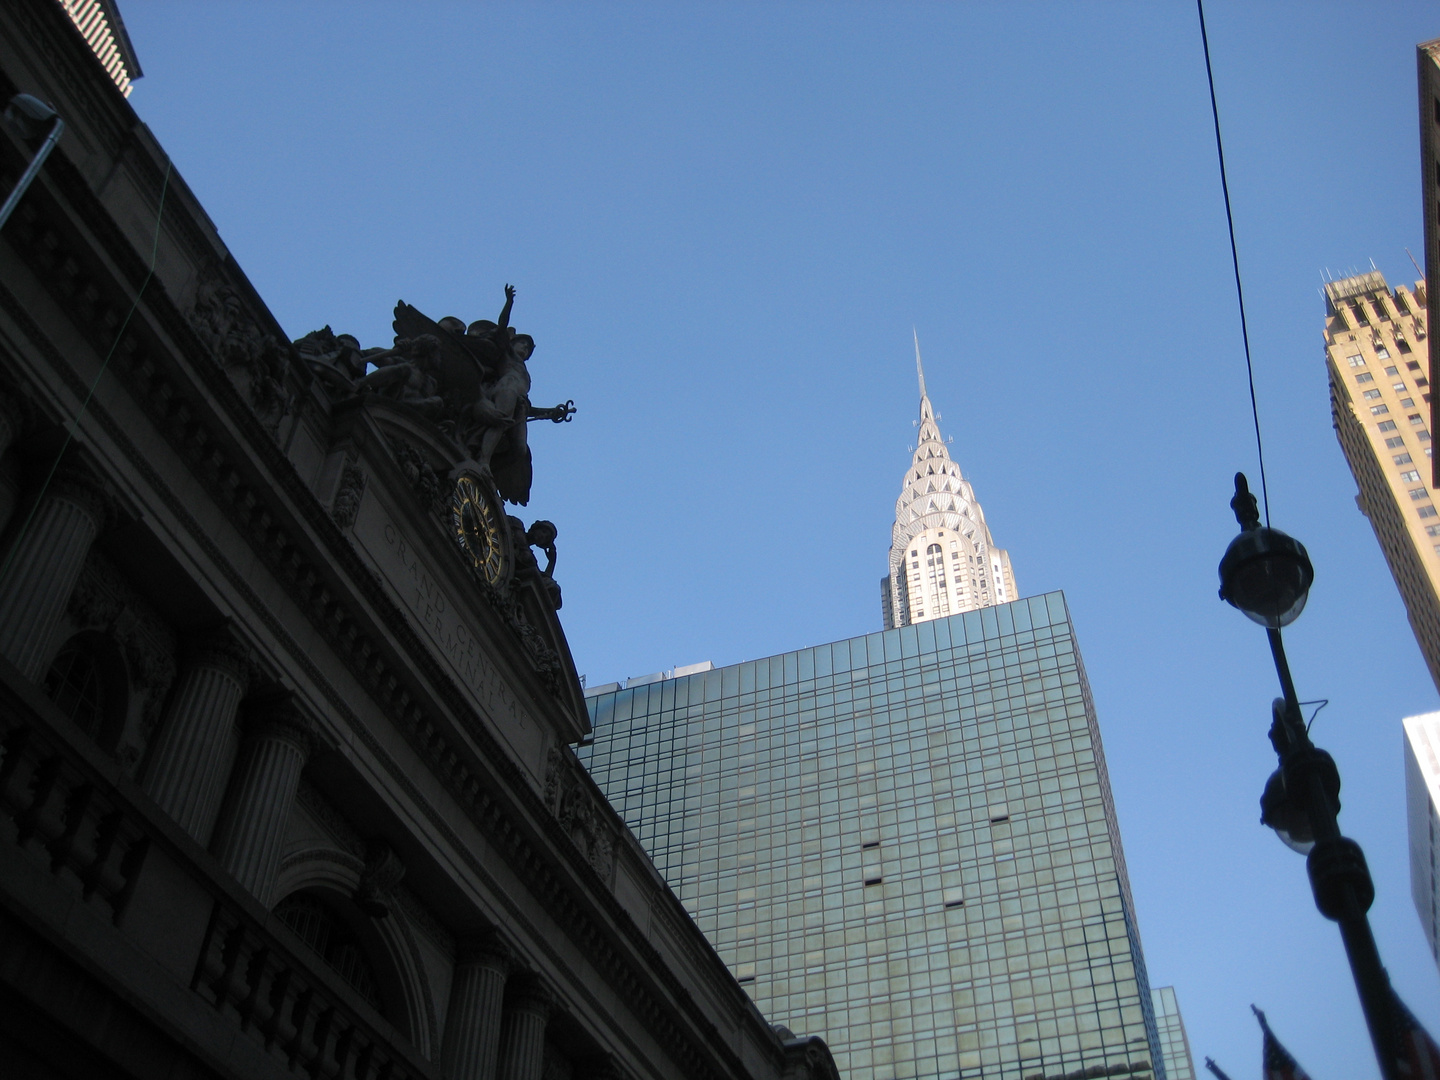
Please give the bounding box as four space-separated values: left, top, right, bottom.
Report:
579 592 1163 1080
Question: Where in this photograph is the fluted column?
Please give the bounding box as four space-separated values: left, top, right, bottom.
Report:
0 469 105 680
142 631 251 844
0 393 22 538
442 935 513 1080
210 699 313 906
496 976 553 1080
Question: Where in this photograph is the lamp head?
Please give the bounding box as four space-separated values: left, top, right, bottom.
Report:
4 94 58 142
1260 767 1315 854
1218 473 1313 628
1259 742 1340 855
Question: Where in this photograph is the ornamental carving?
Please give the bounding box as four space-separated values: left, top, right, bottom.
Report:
67 551 178 762
390 438 449 519
189 277 292 434
330 458 367 530
545 747 617 884
353 842 407 919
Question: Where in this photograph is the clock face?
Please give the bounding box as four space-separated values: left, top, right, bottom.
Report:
452 475 505 585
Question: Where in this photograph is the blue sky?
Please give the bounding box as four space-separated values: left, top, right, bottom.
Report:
121 2 1440 1075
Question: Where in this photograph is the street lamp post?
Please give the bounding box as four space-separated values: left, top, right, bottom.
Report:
1218 472 1398 1080
0 93 64 232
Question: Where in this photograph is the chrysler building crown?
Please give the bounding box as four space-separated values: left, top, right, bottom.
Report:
881 333 1016 629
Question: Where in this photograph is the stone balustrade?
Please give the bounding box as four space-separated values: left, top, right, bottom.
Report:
0 663 430 1080
192 901 431 1080
0 687 151 925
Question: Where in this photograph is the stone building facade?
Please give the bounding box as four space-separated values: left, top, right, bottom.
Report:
1325 270 1440 691
0 3 839 1080
1421 38 1439 486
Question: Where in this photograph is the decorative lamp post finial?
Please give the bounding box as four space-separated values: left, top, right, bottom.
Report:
1231 472 1261 531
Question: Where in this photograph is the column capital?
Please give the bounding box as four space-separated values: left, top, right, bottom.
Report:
457 926 515 973
242 694 317 758
504 972 555 1019
48 464 111 531
186 624 253 689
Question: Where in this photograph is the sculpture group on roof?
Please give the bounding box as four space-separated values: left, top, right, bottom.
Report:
295 285 574 506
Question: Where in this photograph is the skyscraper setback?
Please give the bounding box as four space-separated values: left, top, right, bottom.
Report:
580 351 1167 1080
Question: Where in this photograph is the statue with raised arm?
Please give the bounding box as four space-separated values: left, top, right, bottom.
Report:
460 284 538 504
308 286 571 506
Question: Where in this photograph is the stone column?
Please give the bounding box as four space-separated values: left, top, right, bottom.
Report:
141 630 251 845
210 699 313 906
442 935 513 1080
0 393 23 538
0 469 106 680
496 976 553 1080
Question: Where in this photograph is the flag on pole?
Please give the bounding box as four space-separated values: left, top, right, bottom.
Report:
1390 987 1440 1080
1253 1005 1314 1080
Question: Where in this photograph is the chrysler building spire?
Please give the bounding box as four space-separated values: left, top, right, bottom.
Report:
882 337 1016 629
914 327 927 400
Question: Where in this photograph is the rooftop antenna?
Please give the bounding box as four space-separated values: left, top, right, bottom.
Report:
1407 248 1424 278
1370 257 1378 272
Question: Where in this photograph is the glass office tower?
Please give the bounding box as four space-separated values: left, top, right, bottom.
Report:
1150 987 1196 1080
579 593 1164 1080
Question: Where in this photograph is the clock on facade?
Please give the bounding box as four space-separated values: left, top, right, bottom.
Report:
451 474 505 585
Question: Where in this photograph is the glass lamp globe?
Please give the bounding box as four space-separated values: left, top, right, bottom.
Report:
1218 526 1314 629
1259 767 1314 854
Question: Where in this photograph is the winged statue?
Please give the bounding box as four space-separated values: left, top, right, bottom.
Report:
323 285 573 506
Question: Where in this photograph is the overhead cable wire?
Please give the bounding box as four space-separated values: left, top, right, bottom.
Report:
0 157 172 585
1197 0 1270 526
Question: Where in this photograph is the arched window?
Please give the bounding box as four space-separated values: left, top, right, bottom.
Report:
274 890 382 1010
43 632 126 745
45 645 104 737
925 543 950 617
